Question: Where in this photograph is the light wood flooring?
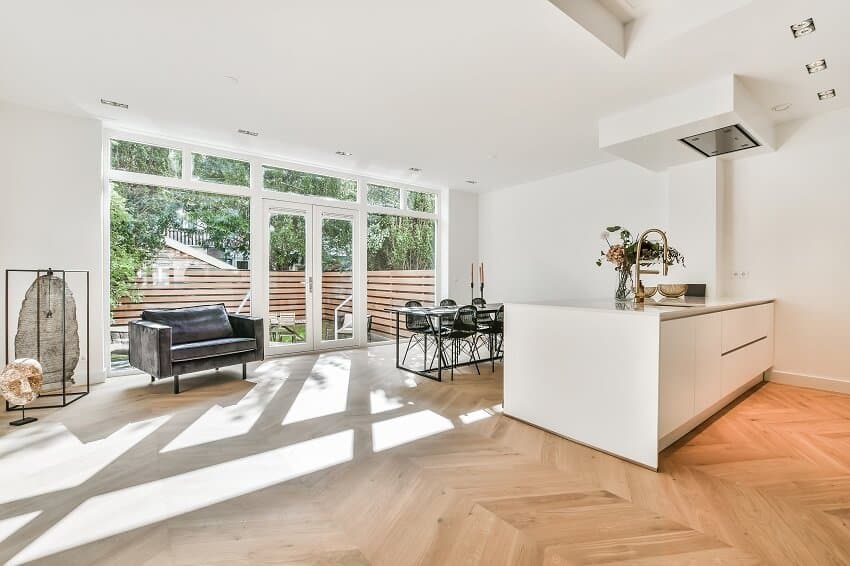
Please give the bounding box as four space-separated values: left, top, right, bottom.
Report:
2 347 850 564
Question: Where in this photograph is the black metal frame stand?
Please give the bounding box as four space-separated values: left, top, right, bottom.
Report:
5 268 91 412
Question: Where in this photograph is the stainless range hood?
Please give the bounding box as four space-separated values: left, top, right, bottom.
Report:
679 124 760 158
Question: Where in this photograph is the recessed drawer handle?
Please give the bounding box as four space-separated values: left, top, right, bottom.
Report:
722 335 767 356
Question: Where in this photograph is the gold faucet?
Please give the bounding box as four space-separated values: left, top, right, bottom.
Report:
633 228 669 303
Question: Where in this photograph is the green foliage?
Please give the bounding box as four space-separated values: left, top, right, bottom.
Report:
366 184 400 208
367 214 435 271
264 166 357 201
110 182 250 308
407 190 436 213
111 139 181 177
192 154 250 186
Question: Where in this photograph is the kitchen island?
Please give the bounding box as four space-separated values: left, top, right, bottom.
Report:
503 297 774 470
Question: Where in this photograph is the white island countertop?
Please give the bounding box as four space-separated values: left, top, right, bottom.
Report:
506 297 774 321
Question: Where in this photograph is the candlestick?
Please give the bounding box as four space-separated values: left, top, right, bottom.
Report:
480 282 485 301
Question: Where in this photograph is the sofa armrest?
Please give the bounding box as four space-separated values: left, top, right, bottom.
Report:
229 314 264 358
129 320 173 378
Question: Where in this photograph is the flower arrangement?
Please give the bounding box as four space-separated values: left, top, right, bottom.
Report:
596 226 685 300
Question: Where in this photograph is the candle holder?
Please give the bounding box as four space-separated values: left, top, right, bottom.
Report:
480 283 485 301
470 281 474 303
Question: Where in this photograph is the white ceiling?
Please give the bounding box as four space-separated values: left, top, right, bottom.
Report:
0 0 847 191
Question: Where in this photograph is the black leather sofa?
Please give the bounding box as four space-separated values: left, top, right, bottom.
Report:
129 304 264 394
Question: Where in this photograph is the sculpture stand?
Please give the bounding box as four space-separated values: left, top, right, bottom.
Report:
10 407 36 426
5 268 90 412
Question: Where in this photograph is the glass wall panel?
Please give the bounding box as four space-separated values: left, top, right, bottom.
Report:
406 190 436 213
110 139 182 177
192 153 250 186
263 165 357 201
268 211 308 346
366 184 400 208
366 213 436 343
109 182 251 370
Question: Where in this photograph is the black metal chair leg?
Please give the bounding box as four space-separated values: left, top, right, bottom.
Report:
469 338 481 375
402 335 417 365
242 363 247 380
173 375 180 394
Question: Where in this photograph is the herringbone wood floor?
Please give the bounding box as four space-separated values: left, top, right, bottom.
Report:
1 347 849 564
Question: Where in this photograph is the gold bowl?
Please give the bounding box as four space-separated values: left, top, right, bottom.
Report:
658 284 688 298
642 286 657 298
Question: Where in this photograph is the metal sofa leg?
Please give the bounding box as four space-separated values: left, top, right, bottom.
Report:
173 375 180 394
242 363 247 380
150 375 155 383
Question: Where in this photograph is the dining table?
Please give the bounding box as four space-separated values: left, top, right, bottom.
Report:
384 303 503 382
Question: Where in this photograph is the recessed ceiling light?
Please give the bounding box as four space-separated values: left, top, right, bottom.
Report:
465 180 478 184
771 103 792 112
817 89 837 101
100 98 128 109
408 167 422 172
237 129 258 136
806 59 827 74
790 18 815 38
335 151 352 156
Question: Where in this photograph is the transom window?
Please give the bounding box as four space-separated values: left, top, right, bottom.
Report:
263 165 357 202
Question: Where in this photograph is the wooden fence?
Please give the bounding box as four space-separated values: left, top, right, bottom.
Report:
112 268 435 339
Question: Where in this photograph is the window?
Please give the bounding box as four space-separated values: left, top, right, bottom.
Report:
109 182 251 370
406 190 437 213
263 166 357 202
110 139 181 177
367 184 400 208
366 213 436 343
192 153 250 186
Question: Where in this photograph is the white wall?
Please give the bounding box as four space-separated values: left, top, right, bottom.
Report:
724 106 850 387
667 158 724 295
478 160 669 302
446 190 479 303
0 101 105 383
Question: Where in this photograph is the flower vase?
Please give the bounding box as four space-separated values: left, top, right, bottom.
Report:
615 268 631 302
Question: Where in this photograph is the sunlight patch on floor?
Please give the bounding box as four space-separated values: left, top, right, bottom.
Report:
0 416 170 505
369 389 407 414
371 410 453 452
282 356 351 425
7 429 355 565
459 404 503 424
0 511 41 546
161 378 285 453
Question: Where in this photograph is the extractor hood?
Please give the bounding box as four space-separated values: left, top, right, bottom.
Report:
679 124 760 158
598 76 775 171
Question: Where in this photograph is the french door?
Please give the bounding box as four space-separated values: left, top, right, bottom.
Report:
263 201 359 355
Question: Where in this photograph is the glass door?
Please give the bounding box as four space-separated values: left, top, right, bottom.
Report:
264 201 358 356
313 206 357 350
265 203 313 355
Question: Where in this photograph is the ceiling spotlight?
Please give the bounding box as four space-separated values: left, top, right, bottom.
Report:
790 18 815 38
771 103 792 112
465 180 478 184
100 98 128 109
237 129 258 136
335 151 352 156
408 167 422 172
806 59 827 74
817 89 837 101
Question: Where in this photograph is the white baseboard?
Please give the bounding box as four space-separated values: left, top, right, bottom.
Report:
767 370 850 395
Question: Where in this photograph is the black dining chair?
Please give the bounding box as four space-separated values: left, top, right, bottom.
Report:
440 305 481 380
476 305 504 371
402 300 441 370
439 298 457 329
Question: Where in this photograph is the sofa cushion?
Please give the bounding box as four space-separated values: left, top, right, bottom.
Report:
171 337 257 362
142 304 233 345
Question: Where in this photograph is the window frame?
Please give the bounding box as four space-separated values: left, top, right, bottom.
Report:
103 128 443 376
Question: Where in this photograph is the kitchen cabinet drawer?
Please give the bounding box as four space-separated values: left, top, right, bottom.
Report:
721 336 772 395
721 303 773 354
